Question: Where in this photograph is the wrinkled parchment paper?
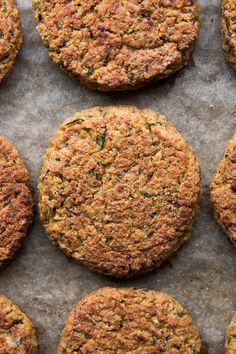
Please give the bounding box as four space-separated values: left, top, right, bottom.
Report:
0 0 236 352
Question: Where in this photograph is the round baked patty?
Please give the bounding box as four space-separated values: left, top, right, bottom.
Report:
226 312 236 353
58 287 201 353
210 133 236 245
0 294 38 353
222 0 236 70
0 136 33 269
32 0 199 91
0 0 22 83
38 106 201 278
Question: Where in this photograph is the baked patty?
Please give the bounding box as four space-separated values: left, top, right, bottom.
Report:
38 106 201 278
0 136 33 269
222 0 236 70
0 0 22 83
0 294 38 353
32 0 199 91
210 133 236 245
58 287 201 353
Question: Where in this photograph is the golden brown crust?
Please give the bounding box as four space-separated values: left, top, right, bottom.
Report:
0 0 22 83
0 136 33 269
38 106 201 278
210 133 236 245
0 294 38 354
226 312 236 354
58 287 201 354
0 136 29 185
32 0 199 91
221 0 236 70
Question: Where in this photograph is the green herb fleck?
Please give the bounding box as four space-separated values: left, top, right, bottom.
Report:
44 206 56 222
96 127 107 148
88 167 102 181
140 11 151 18
151 140 160 146
66 118 84 127
56 21 63 29
83 66 93 76
83 127 91 133
66 208 81 217
143 192 152 198
177 311 184 318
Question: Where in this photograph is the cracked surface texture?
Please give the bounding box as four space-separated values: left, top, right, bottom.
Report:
58 287 201 354
38 106 201 278
0 294 38 354
210 133 236 246
222 0 236 70
32 0 199 91
0 136 33 269
0 0 22 83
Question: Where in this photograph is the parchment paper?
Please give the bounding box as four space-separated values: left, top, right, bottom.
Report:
0 0 235 352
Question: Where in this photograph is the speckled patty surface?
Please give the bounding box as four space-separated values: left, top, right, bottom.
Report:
226 312 236 353
32 0 199 91
222 0 236 70
0 294 38 354
58 287 201 354
210 133 236 246
38 106 201 278
0 136 33 269
0 0 22 83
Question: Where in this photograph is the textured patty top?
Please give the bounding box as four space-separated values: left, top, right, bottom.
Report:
33 0 199 91
0 136 33 269
210 133 236 245
38 106 201 278
58 287 201 354
0 0 22 82
222 0 236 70
0 294 38 354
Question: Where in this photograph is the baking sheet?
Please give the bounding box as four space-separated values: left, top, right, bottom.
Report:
0 0 236 352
